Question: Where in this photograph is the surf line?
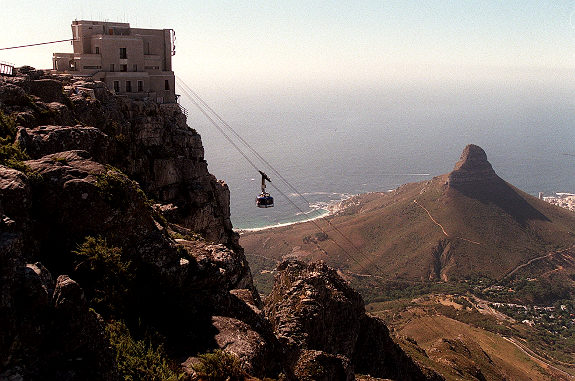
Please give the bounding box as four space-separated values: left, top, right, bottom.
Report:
413 199 481 246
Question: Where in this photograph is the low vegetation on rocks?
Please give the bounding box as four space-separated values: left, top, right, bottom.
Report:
72 236 133 318
106 320 183 381
192 350 247 381
0 110 29 171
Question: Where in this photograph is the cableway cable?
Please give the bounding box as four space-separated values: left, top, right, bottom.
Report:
176 78 386 277
176 77 387 274
0 39 75 51
176 79 382 276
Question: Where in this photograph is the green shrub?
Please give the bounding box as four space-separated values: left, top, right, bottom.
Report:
73 236 133 317
0 110 17 140
0 111 29 171
192 349 246 381
0 141 29 171
106 320 183 381
96 166 151 211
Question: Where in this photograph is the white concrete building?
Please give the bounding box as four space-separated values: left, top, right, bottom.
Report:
53 20 176 103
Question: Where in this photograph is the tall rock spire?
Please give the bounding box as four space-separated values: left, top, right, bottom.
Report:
447 144 499 186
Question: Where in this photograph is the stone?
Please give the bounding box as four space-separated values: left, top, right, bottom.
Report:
16 125 113 162
211 315 279 378
0 83 30 106
0 165 30 229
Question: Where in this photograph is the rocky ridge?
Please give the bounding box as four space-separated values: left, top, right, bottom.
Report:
0 69 439 380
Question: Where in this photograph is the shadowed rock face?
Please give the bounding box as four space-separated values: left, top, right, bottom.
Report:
447 144 499 186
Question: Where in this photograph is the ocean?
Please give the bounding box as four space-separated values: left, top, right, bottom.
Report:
179 79 575 230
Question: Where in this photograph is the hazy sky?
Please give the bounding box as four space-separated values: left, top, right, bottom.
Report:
1 1 574 88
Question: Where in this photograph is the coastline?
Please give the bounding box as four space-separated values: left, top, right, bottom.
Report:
236 193 356 234
236 208 331 234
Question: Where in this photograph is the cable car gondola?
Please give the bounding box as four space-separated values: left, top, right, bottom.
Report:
256 171 274 208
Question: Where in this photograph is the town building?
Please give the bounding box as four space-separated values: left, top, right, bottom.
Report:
53 20 176 103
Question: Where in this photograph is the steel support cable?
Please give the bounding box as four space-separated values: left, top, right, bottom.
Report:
265 179 375 276
0 39 75 51
176 78 306 201
177 80 381 277
178 84 261 173
175 77 383 272
178 80 381 275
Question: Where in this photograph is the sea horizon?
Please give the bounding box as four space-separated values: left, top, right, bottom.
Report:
180 79 575 230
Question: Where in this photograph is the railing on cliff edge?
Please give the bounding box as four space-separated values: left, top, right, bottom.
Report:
0 61 15 77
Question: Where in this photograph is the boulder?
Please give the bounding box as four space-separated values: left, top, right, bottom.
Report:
0 165 30 230
0 83 30 106
211 315 279 377
293 350 353 381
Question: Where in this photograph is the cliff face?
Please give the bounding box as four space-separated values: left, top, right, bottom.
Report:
5 74 234 246
0 69 438 380
0 71 263 380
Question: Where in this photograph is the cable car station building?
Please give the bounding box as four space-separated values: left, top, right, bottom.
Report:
53 20 176 104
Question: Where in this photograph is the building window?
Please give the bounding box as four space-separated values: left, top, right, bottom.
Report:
133 64 138 72
95 47 100 54
137 81 143 92
110 64 115 72
164 79 170 90
126 81 132 93
120 47 127 59
120 64 127 72
113 81 120 93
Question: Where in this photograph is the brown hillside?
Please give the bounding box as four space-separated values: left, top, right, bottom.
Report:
241 145 575 283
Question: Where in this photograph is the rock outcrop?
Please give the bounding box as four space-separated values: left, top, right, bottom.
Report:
265 261 442 380
4 73 235 246
447 144 499 187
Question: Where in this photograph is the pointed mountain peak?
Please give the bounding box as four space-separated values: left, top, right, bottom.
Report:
448 144 499 186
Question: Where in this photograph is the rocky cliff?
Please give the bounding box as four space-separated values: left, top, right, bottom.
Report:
3 72 234 246
0 68 439 380
264 261 442 381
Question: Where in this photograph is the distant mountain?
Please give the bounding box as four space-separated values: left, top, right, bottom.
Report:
242 144 575 285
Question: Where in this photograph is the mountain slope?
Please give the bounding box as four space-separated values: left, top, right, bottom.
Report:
242 145 575 283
